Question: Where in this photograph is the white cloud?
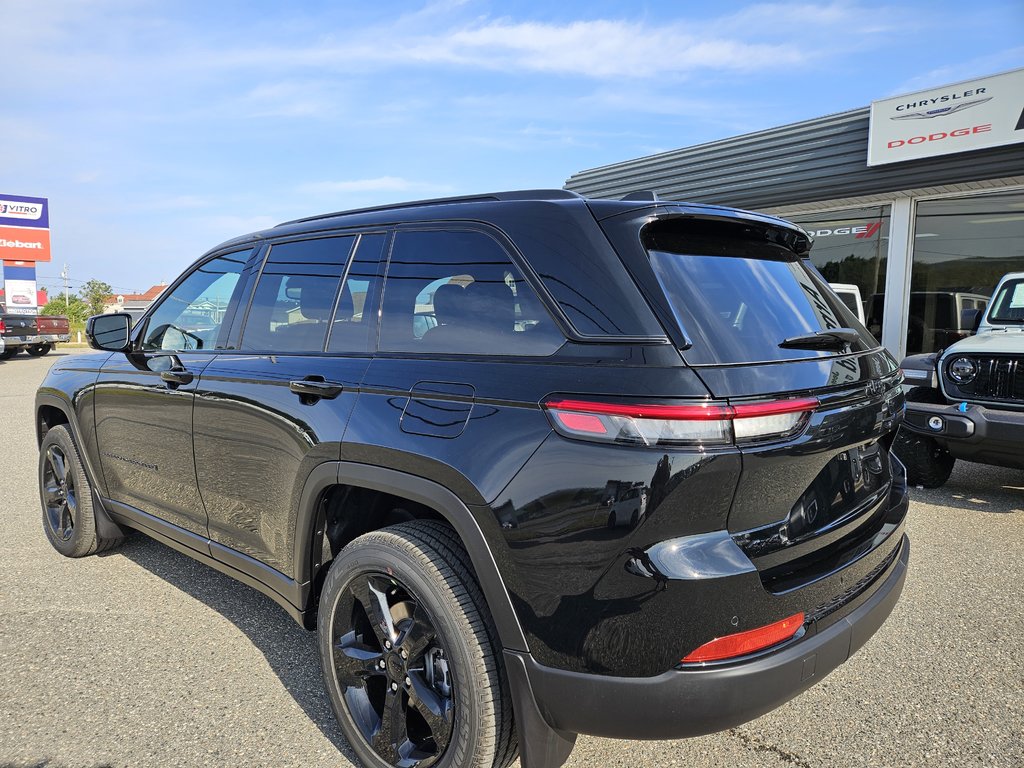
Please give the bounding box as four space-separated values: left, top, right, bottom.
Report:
891 47 1024 96
237 81 342 118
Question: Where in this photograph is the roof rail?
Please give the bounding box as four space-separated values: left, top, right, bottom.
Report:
277 189 583 227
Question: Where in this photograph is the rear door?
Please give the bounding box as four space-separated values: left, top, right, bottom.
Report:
344 226 566 502
193 232 387 576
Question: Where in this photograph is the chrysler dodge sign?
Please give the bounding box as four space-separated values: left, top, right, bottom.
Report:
867 68 1024 166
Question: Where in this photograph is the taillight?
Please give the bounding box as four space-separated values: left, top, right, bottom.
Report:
0 319 5 333
681 612 805 664
543 397 817 447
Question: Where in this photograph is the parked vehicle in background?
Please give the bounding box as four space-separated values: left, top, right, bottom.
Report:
828 283 866 325
36 190 910 768
895 272 1024 487
867 291 989 355
606 485 647 528
0 304 70 358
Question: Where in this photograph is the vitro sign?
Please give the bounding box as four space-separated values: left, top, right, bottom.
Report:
0 200 44 220
0 193 50 262
867 67 1024 166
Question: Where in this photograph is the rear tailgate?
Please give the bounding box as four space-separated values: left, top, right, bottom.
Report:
36 315 70 335
697 353 903 536
598 208 906 589
1 313 38 339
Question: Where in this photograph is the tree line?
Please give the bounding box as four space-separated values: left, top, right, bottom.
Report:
38 279 113 324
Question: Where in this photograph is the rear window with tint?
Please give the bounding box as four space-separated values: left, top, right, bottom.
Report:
644 224 874 365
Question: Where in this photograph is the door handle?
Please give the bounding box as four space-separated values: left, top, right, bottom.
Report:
289 378 343 400
160 368 194 386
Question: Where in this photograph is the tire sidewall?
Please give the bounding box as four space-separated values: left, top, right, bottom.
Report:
39 425 97 557
318 536 491 768
894 428 955 488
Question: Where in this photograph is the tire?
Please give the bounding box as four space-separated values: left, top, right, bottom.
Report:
893 428 955 489
318 520 517 768
39 425 123 557
26 343 52 357
0 348 16 360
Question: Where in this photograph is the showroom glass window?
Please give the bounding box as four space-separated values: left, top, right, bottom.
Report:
909 191 1024 354
788 206 890 342
379 229 564 356
140 249 252 352
240 237 355 353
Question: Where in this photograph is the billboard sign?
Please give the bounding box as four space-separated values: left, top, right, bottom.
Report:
0 194 51 262
3 278 39 315
867 68 1024 166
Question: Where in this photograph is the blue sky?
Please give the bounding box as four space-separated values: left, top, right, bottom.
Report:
3 0 1023 296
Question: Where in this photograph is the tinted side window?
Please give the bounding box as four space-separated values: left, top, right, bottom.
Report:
241 237 355 353
379 229 563 356
327 233 387 354
141 249 251 352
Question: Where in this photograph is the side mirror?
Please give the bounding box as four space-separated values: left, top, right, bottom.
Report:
960 308 982 335
86 313 132 352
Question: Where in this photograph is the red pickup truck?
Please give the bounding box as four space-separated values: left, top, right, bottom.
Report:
0 306 70 358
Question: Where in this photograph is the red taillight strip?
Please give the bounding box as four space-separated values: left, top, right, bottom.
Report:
732 397 819 419
544 399 731 420
544 397 817 420
681 612 805 664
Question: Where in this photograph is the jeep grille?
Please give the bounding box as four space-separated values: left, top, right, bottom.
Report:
944 355 1024 403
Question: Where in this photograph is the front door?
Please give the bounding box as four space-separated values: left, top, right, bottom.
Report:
93 248 253 538
193 233 387 576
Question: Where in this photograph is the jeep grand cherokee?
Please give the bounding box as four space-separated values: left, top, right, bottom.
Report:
37 190 909 768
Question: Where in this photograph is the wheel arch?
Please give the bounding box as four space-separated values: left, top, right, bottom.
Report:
294 461 528 653
35 393 125 540
36 393 103 489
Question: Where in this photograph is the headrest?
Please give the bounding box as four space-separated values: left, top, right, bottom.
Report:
433 283 465 325
291 276 337 322
465 279 514 330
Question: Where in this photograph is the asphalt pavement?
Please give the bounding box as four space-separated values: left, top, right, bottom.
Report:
1 349 1022 767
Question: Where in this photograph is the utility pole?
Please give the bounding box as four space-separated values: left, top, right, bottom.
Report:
61 263 69 311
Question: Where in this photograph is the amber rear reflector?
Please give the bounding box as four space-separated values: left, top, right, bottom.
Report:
681 612 805 663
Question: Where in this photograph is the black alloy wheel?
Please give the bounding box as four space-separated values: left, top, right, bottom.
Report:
330 573 454 766
318 521 518 768
38 424 122 557
42 444 77 541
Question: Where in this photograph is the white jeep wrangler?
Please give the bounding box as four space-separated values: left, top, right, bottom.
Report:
895 272 1024 487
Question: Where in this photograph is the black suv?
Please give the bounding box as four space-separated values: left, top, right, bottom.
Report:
37 190 910 768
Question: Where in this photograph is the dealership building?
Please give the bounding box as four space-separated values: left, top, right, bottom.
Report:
565 68 1024 361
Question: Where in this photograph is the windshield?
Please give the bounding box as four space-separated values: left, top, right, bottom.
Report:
988 278 1024 324
644 223 876 365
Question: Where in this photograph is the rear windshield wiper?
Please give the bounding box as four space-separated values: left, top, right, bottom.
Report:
779 327 862 351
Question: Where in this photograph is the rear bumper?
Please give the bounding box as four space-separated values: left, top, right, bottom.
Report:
513 534 909 740
5 334 68 346
904 401 1024 468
